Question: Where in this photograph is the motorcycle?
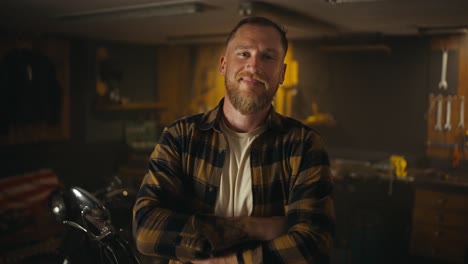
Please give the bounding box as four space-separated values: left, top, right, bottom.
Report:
47 178 140 264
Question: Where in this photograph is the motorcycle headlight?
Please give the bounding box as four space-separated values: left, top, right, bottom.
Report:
70 187 110 221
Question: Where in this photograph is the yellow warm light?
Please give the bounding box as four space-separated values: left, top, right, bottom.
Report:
275 44 298 116
190 44 226 113
283 60 298 87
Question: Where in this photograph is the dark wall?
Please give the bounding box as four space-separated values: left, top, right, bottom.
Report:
83 41 157 142
294 36 434 162
0 35 454 186
0 39 157 190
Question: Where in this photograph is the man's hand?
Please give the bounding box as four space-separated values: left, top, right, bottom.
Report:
193 215 287 264
191 254 237 264
238 216 286 241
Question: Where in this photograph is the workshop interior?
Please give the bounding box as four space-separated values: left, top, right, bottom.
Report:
1 0 468 263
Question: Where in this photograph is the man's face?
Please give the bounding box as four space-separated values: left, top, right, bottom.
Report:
220 24 287 115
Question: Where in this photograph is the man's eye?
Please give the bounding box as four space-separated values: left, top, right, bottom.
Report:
238 52 249 57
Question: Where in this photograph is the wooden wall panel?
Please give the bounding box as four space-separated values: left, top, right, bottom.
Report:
156 45 191 125
191 44 225 113
427 35 468 162
459 35 468 109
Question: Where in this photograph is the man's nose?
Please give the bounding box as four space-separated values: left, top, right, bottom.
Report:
245 55 260 72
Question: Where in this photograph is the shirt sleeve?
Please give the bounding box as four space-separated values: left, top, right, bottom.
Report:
133 123 334 263
237 134 335 264
132 126 253 262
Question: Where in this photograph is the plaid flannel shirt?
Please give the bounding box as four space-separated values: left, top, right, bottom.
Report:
133 99 335 264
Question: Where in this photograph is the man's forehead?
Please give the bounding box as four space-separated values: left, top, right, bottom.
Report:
228 24 285 53
233 24 281 39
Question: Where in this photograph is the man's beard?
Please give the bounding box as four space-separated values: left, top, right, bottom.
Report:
224 72 277 115
225 75 275 115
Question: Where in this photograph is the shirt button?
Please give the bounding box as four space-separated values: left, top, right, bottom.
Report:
208 186 215 192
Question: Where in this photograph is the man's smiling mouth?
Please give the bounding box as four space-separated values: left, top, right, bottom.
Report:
236 73 268 89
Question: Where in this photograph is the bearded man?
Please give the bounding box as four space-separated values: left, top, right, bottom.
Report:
133 16 335 264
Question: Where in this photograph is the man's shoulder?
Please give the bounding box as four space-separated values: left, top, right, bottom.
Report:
166 104 220 133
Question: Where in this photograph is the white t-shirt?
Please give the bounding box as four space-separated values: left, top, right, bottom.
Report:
214 119 265 217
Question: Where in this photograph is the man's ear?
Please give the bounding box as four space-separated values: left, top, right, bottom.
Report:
219 56 226 75
279 63 287 84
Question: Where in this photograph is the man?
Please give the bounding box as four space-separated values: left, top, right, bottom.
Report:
133 16 334 264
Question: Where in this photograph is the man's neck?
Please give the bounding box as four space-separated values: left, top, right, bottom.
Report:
222 97 269 133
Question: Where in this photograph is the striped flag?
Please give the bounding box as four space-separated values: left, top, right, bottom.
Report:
0 169 61 210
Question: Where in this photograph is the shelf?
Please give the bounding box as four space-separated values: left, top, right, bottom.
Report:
104 102 167 111
92 99 168 120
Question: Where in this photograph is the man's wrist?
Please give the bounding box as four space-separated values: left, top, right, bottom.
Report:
237 216 287 241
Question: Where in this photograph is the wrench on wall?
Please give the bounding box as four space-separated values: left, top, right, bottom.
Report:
438 49 448 90
458 96 464 129
444 95 452 131
435 94 443 131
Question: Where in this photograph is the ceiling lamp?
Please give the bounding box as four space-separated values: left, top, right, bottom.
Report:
239 1 340 34
55 1 208 22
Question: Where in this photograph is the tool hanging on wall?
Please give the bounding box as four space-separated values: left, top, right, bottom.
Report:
444 95 452 131
434 94 443 131
431 95 465 132
426 38 467 161
432 95 465 131
428 94 466 161
438 49 449 90
458 96 464 129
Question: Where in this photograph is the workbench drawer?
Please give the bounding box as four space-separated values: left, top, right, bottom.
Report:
411 188 468 263
412 207 468 228
413 189 468 211
411 223 468 243
411 235 467 263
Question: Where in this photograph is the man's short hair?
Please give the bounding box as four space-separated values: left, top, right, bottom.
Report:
226 16 288 55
